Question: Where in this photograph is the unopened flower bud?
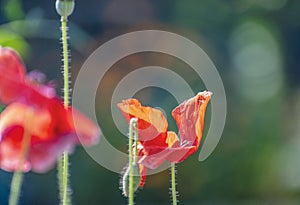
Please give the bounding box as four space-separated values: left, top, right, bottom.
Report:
121 163 141 197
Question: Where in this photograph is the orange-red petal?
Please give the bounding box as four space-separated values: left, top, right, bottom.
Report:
138 163 148 187
171 91 212 160
117 98 168 145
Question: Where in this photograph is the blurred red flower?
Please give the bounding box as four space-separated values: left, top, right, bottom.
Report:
118 91 212 186
0 47 101 173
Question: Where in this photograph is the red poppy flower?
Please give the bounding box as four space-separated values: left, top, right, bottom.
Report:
0 47 101 173
118 91 212 186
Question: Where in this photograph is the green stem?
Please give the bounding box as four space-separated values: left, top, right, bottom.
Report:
61 18 69 108
58 16 71 205
9 171 24 205
171 163 177 205
57 156 64 201
128 118 138 205
62 153 69 205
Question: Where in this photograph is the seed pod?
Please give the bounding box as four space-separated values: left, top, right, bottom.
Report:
55 0 75 18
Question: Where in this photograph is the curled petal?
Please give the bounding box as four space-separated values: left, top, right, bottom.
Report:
171 91 212 160
117 98 168 144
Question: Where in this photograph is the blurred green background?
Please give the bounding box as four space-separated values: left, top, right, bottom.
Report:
1 0 300 204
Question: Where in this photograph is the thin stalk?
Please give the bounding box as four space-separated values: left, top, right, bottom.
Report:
133 120 138 165
57 156 64 201
9 171 23 205
171 163 177 205
128 118 138 205
61 18 69 108
9 110 32 205
58 16 71 205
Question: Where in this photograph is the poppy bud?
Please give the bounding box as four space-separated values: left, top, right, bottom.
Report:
55 0 75 18
121 163 141 197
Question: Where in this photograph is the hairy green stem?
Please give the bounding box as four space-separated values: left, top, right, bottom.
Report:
128 118 138 205
58 17 71 205
171 163 177 205
57 156 64 201
61 18 69 108
62 153 69 205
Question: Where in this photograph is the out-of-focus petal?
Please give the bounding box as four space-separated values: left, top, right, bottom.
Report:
0 103 53 142
0 47 101 173
0 126 31 172
26 70 56 98
69 108 101 146
0 47 26 104
28 134 74 173
0 99 101 173
0 47 25 82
